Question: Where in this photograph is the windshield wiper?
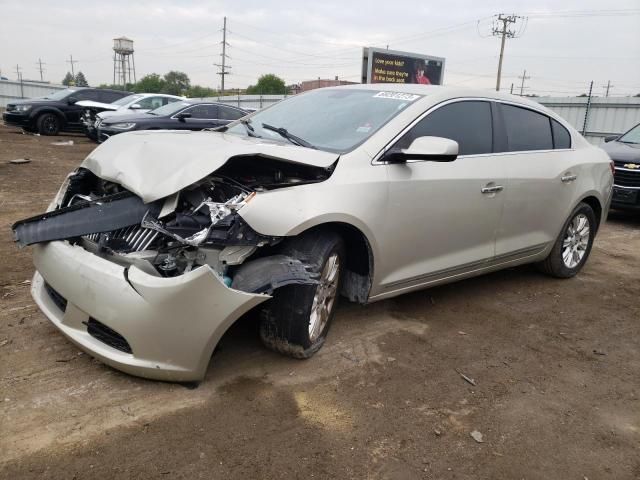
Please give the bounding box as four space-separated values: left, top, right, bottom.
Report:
261 123 315 149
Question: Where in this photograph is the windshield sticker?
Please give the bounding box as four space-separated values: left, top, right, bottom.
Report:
356 123 372 133
373 92 420 101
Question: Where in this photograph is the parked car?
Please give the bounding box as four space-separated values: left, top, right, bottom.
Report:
2 87 131 135
96 100 247 142
12 85 613 382
601 122 640 211
79 93 184 140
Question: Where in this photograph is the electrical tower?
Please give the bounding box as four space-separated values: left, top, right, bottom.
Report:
36 58 46 81
214 17 231 94
518 69 530 95
490 14 526 91
113 37 136 90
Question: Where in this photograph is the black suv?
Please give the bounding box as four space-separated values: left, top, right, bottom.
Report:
3 88 131 136
602 122 640 211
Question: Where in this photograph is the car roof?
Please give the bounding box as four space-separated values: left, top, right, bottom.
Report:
330 83 547 111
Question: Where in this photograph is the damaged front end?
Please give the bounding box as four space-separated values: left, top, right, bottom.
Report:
13 156 335 294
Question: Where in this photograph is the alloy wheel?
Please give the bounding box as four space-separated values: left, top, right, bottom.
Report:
562 213 590 268
308 253 340 342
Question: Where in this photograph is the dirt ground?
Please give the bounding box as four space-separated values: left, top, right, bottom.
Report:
0 124 639 479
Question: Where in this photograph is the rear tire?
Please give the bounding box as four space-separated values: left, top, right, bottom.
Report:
259 231 345 359
37 113 60 136
537 202 596 278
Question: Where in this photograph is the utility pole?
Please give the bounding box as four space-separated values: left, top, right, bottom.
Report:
491 14 524 91
15 64 24 98
214 16 231 94
67 54 78 77
602 80 613 97
510 83 514 94
36 58 46 81
518 69 530 96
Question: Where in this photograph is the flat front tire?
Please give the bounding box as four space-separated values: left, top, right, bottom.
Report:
537 202 596 278
259 231 345 359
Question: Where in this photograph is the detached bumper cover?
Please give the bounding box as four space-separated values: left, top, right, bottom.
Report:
32 241 269 381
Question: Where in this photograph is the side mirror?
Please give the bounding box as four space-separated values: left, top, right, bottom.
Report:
129 103 142 110
385 136 459 163
67 96 78 105
603 135 618 143
175 112 192 121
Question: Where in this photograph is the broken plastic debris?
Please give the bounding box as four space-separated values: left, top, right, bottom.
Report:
470 430 484 443
51 140 74 146
9 158 31 164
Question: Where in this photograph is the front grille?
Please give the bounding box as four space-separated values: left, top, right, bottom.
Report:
84 225 161 252
85 318 132 354
614 168 640 188
44 282 67 312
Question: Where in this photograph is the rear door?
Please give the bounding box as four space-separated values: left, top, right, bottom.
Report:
381 100 507 291
494 102 577 258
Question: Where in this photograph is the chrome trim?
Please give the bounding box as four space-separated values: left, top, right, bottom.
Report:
614 167 640 173
613 183 640 191
561 174 577 183
481 185 504 193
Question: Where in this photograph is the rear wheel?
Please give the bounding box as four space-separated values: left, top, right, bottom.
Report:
259 231 345 359
537 202 596 278
37 113 60 135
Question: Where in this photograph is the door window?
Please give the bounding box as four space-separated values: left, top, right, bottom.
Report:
182 104 219 119
137 96 168 110
500 104 553 151
394 101 493 156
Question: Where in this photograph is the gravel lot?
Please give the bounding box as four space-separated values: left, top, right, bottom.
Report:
1 124 639 479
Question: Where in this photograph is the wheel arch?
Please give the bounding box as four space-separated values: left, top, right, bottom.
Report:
293 221 374 304
33 107 66 127
577 194 603 232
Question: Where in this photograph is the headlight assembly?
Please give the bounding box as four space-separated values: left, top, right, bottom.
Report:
110 123 136 130
14 104 32 112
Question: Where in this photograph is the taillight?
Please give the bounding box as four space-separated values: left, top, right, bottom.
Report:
610 161 615 176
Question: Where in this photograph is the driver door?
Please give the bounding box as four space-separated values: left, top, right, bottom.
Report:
380 100 506 293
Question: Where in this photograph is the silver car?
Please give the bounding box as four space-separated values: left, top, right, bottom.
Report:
13 85 614 382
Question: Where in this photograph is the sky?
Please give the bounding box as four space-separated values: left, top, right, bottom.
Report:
1 0 639 97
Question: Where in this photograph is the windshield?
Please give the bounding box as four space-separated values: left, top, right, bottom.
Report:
149 101 191 116
619 124 640 144
112 94 143 107
226 89 422 153
42 89 78 101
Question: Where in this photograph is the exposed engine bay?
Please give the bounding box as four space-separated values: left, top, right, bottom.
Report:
13 156 336 293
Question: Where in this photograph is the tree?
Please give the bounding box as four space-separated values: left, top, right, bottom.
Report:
133 73 165 93
186 85 216 98
75 71 88 87
162 71 190 95
62 72 75 86
246 74 287 94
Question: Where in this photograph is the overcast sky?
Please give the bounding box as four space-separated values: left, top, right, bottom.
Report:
1 0 639 96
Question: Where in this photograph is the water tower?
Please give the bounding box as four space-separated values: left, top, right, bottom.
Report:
113 37 136 89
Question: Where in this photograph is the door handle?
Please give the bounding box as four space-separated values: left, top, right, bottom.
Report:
561 174 577 183
481 185 504 194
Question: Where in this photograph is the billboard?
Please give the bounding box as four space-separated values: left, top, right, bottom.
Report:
362 47 445 86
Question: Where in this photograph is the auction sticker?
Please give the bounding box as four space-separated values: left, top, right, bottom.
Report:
373 92 420 101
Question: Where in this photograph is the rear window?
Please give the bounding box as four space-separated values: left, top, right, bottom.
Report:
500 104 553 152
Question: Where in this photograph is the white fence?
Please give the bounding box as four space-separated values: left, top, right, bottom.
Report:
0 80 66 107
538 96 640 145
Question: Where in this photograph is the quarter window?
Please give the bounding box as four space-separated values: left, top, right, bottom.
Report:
551 119 571 149
500 104 553 151
394 101 493 156
219 106 245 120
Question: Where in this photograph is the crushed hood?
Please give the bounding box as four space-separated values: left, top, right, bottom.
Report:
81 130 339 203
76 100 120 111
